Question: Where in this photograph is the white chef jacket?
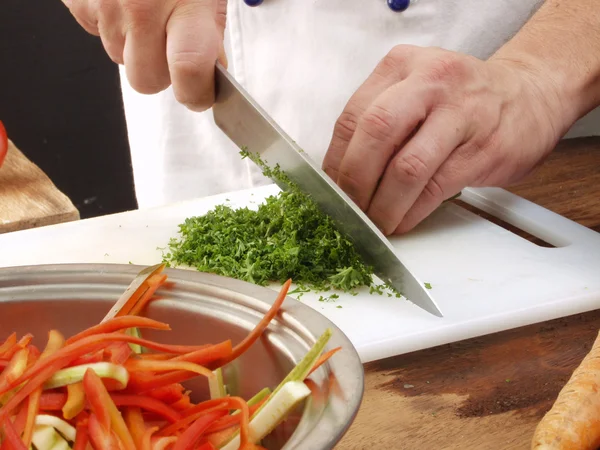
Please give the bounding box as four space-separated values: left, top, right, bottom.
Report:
119 0 600 209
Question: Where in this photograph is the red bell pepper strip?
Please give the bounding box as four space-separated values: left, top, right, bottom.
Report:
2 335 33 361
0 361 8 369
40 330 65 360
2 417 27 450
152 436 178 450
209 279 291 369
66 316 170 345
128 273 168 316
109 394 182 423
307 346 341 377
84 369 136 450
123 407 146 450
129 370 201 393
171 410 225 450
88 412 121 450
0 348 29 390
73 415 90 450
39 392 67 411
22 388 41 448
63 382 86 419
169 393 193 411
0 333 16 357
205 399 266 434
69 349 104 367
197 442 217 450
12 403 28 436
147 383 185 404
104 342 133 365
0 120 7 169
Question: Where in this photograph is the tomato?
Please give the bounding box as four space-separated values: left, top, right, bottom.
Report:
0 121 7 168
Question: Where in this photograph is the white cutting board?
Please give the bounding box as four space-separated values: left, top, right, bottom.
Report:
1 184 599 363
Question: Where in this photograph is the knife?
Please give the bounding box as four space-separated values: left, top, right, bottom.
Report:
212 63 443 318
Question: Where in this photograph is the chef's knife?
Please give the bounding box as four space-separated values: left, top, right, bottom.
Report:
212 63 443 317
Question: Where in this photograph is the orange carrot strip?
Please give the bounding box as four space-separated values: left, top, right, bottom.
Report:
66 316 170 345
171 411 225 450
125 359 214 380
1 335 32 360
158 399 229 436
138 354 175 361
102 263 166 322
210 279 291 369
109 395 182 423
128 273 168 316
73 415 90 450
124 407 146 450
0 347 29 390
205 399 267 434
171 341 233 365
307 347 342 376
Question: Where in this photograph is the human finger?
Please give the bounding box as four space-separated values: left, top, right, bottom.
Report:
367 108 466 235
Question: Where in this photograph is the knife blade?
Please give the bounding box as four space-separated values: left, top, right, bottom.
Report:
212 63 443 317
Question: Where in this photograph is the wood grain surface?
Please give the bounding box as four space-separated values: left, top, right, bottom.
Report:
0 140 79 233
338 137 600 450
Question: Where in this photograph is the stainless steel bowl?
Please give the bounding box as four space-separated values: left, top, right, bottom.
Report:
0 263 363 449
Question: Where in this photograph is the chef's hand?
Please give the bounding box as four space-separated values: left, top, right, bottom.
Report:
61 0 227 111
322 45 568 235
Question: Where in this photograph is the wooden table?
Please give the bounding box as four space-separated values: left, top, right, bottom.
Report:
338 137 600 449
3 137 600 449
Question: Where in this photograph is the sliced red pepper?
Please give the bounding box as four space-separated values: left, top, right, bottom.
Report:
0 120 7 169
70 349 105 366
171 410 224 450
147 383 185 404
169 393 193 411
84 369 136 450
12 402 28 436
88 412 121 450
210 279 291 369
40 330 65 360
63 382 86 419
66 316 170 345
0 331 210 412
109 394 181 423
0 347 29 390
39 392 67 411
307 346 341 377
152 436 178 450
0 333 16 357
22 388 41 447
2 417 26 450
104 342 133 365
130 370 200 393
197 442 217 450
128 273 168 316
0 361 8 369
123 407 146 450
73 414 91 450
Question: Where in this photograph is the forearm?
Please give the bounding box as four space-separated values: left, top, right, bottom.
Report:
490 0 600 134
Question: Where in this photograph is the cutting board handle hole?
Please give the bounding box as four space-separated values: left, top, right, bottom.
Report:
452 199 556 248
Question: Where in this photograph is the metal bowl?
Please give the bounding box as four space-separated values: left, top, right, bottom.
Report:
0 263 363 449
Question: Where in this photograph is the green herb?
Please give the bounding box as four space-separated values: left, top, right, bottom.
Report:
336 305 343 309
424 282 432 290
165 148 393 296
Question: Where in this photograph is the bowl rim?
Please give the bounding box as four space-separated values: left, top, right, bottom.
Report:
0 262 365 450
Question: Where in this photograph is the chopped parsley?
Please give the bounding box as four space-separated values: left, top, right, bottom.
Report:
164 149 394 296
424 282 432 290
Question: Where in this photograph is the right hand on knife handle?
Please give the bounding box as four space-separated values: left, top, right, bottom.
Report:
61 0 228 112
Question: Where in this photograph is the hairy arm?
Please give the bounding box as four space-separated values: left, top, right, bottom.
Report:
491 0 600 133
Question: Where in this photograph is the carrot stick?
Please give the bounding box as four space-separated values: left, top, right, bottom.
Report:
66 316 170 344
2 417 27 450
128 274 168 316
307 347 342 376
531 330 600 449
210 279 291 369
109 394 182 423
73 415 90 450
123 407 146 450
125 359 214 380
